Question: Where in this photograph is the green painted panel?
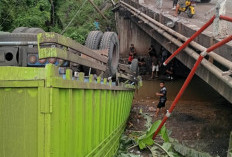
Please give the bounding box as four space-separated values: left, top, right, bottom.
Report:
0 66 45 80
0 88 39 157
0 65 135 157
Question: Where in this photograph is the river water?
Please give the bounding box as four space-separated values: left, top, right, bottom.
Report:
135 76 226 102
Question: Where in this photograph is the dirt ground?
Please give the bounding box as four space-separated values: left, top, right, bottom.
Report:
126 76 232 157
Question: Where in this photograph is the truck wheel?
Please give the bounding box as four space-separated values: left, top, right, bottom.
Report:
12 27 29 33
99 32 119 77
130 58 139 76
24 28 45 34
83 31 103 76
85 31 103 49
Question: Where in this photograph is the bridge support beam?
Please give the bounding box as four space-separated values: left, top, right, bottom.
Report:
116 11 152 57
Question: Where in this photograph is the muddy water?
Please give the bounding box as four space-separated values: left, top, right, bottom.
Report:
133 76 232 156
135 76 224 102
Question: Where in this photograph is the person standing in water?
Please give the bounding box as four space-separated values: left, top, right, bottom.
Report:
155 81 167 117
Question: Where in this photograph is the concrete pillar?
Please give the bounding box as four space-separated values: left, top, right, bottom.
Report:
156 0 163 9
214 0 232 37
116 12 152 57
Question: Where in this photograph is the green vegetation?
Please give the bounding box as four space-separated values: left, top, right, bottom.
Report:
116 112 213 157
0 0 115 44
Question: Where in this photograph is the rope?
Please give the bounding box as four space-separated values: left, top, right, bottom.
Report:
61 0 88 34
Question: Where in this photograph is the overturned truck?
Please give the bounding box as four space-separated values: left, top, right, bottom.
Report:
0 27 141 157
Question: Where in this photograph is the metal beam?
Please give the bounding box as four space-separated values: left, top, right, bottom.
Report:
37 32 108 63
39 47 107 71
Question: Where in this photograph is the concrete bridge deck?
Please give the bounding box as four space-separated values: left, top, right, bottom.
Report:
116 0 232 103
142 0 218 32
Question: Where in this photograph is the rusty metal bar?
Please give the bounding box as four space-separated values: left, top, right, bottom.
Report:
220 15 232 23
164 16 216 65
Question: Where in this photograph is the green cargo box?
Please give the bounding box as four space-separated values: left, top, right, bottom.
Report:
0 64 135 157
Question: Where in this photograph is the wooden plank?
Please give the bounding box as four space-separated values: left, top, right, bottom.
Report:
39 47 107 71
118 63 134 75
37 32 108 63
116 72 135 82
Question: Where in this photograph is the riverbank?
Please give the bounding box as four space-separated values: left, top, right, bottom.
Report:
127 76 232 156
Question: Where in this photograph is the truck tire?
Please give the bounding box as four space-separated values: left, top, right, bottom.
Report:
130 58 139 76
85 31 103 49
99 32 119 77
83 31 103 76
24 28 45 34
12 27 29 33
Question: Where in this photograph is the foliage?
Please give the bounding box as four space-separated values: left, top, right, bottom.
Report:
0 0 116 44
115 134 140 157
0 0 50 31
117 112 213 157
171 140 212 157
136 120 169 149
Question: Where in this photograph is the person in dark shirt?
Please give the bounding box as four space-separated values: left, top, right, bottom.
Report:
165 66 174 80
148 45 159 78
155 81 167 117
148 45 156 57
129 44 136 56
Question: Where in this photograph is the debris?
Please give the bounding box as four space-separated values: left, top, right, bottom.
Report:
148 107 156 112
128 121 134 128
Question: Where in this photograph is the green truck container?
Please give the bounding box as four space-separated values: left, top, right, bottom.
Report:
0 64 135 157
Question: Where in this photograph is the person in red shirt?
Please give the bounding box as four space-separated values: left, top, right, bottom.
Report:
128 53 133 64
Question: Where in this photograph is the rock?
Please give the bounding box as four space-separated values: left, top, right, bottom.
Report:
135 151 141 154
149 107 156 111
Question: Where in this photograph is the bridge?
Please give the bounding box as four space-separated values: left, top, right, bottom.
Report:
115 0 232 103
